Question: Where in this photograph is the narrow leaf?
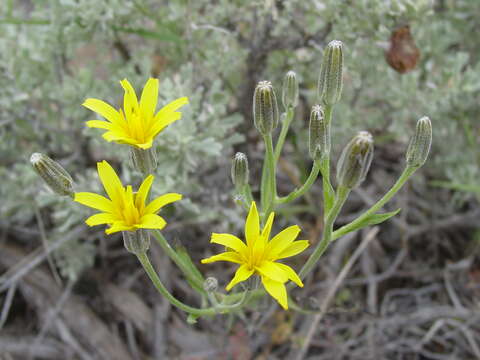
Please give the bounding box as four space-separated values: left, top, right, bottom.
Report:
365 208 401 225
333 208 401 240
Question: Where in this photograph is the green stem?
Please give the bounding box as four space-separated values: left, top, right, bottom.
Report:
136 252 216 316
274 108 294 163
321 158 331 200
152 230 204 291
331 166 416 241
262 134 277 220
276 160 321 204
299 186 350 279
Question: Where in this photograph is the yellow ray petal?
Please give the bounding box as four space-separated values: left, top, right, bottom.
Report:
256 261 289 283
148 112 181 139
83 98 121 125
201 251 243 264
120 79 139 115
123 185 140 225
261 276 288 310
156 97 189 116
266 225 301 259
252 234 266 264
86 120 113 130
225 264 254 291
74 192 114 213
101 131 134 143
140 78 159 117
275 263 303 287
97 161 124 204
211 233 247 256
245 201 260 247
276 240 310 260
85 213 117 226
144 193 182 214
135 175 154 211
261 212 275 241
105 222 134 234
136 213 166 230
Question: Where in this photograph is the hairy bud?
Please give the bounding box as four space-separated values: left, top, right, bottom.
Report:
123 229 150 255
131 147 157 175
317 40 344 106
406 116 432 168
282 71 299 109
203 277 218 293
309 105 330 161
337 131 374 189
253 81 279 136
231 152 249 189
30 153 74 197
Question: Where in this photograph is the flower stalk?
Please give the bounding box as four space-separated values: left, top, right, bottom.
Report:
136 252 216 316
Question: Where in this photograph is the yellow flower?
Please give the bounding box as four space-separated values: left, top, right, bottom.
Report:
201 201 309 309
83 78 188 149
74 161 181 234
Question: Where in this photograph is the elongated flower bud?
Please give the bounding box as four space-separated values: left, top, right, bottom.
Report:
231 152 249 189
131 147 157 175
123 229 150 255
406 116 432 168
253 81 279 136
337 131 374 189
282 71 299 109
309 105 330 161
30 153 74 197
317 40 344 106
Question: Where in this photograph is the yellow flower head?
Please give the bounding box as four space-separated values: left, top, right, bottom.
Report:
83 78 188 149
74 161 181 234
201 201 309 309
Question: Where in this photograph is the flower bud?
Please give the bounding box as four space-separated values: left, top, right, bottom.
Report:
131 147 157 175
282 71 299 109
337 131 374 189
253 81 279 136
203 277 218 293
123 229 150 255
231 152 249 189
30 153 74 197
308 105 330 161
317 40 344 106
406 116 432 168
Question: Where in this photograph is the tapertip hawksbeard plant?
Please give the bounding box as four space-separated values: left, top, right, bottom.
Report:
31 40 432 320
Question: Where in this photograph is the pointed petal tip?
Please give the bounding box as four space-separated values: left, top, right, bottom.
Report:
82 98 97 107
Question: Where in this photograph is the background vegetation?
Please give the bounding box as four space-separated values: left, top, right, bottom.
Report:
1 0 479 359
